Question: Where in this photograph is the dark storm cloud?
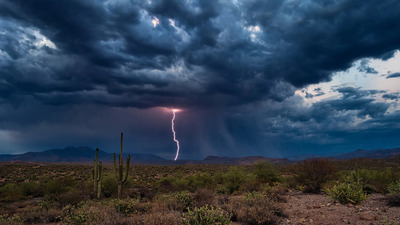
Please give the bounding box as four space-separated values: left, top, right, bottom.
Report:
357 59 378 74
1 0 400 157
234 87 398 156
382 93 399 100
1 0 400 108
387 72 400 79
335 86 385 99
305 88 325 98
316 87 389 118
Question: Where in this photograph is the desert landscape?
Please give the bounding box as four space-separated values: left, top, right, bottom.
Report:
0 148 399 225
1 0 400 224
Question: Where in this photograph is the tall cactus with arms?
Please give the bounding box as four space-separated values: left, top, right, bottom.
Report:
92 148 102 199
113 132 131 197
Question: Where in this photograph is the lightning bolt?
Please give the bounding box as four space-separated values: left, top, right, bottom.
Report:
171 109 180 161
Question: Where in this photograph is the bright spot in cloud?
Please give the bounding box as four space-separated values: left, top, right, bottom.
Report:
29 29 57 49
168 19 190 43
246 25 261 42
152 16 160 27
247 26 261 32
169 19 176 27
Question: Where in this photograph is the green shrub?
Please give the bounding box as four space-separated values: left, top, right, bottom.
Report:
112 198 149 216
20 182 42 197
381 217 397 225
166 191 194 212
187 172 214 189
57 189 87 206
63 203 93 225
387 180 400 205
357 168 398 193
159 175 191 192
295 159 336 193
245 191 267 199
253 161 281 184
0 183 22 201
216 167 251 194
44 177 75 197
227 195 283 225
102 174 118 198
325 177 368 205
193 188 215 208
135 211 183 225
0 214 22 225
183 205 231 225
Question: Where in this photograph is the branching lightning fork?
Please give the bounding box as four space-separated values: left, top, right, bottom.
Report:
171 109 181 161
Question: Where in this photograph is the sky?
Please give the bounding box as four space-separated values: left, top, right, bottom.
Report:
0 0 400 160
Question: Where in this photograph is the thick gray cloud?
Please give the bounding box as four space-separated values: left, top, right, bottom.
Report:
387 72 400 79
382 93 399 100
1 0 400 108
0 0 400 157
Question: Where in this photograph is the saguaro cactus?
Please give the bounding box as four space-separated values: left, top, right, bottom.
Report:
92 148 102 199
113 132 131 197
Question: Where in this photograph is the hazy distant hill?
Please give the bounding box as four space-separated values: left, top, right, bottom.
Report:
332 148 400 160
203 156 291 165
0 146 166 163
0 146 399 164
0 147 291 165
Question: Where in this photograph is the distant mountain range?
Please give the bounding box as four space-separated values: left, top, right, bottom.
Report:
0 146 167 164
331 148 400 160
0 146 399 165
203 156 291 165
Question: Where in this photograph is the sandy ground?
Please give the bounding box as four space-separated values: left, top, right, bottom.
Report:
279 192 400 225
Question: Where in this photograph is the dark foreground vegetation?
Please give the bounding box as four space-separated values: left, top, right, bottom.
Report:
0 157 400 225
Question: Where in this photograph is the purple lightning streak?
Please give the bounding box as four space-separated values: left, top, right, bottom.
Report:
171 109 181 161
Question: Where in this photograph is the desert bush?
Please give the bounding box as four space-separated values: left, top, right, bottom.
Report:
165 191 194 212
102 174 118 198
19 206 43 224
324 176 368 205
0 214 22 225
245 191 267 199
193 188 215 208
60 200 125 225
295 159 336 193
357 168 398 193
112 198 150 216
15 206 62 224
387 180 400 206
227 194 283 225
187 172 214 190
253 161 281 184
63 203 94 225
183 205 231 225
20 182 42 198
41 208 63 223
159 176 191 192
129 211 183 225
216 167 251 194
57 188 88 206
0 183 22 202
126 187 155 201
258 184 288 202
19 203 62 224
44 177 75 197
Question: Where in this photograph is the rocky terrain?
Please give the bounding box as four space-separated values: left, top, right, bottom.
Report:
280 193 400 225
